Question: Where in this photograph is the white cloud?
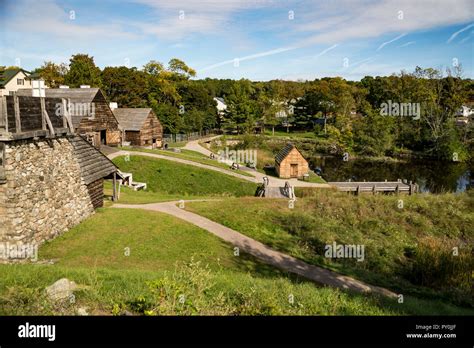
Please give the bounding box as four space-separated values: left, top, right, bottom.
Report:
293 0 474 45
447 23 474 43
377 33 407 51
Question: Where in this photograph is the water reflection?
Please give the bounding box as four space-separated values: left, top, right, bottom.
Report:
309 156 473 193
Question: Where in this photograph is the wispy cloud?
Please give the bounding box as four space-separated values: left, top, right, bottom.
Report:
398 41 416 48
447 23 474 43
198 46 297 73
377 33 407 51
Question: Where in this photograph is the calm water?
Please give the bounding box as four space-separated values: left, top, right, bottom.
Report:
309 157 473 193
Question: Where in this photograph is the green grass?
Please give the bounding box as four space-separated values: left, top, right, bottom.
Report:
298 171 327 183
120 147 254 177
185 191 474 309
1 207 471 316
111 155 257 203
264 130 316 139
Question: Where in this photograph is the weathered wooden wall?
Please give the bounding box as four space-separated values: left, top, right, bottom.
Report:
276 148 309 179
86 178 104 209
76 92 121 146
4 96 63 133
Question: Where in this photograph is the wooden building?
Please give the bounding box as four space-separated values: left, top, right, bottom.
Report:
0 95 118 246
17 88 121 147
275 143 309 179
112 108 163 147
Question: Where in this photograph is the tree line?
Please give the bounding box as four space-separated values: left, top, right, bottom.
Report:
8 54 472 161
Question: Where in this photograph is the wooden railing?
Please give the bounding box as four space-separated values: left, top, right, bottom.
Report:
0 95 75 141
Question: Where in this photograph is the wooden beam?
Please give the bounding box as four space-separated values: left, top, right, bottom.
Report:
40 97 55 136
112 172 117 202
13 94 21 133
62 98 74 133
1 96 7 132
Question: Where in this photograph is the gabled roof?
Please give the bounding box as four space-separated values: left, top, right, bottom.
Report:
17 88 101 103
275 142 300 164
70 135 117 185
112 108 153 131
0 68 30 87
214 97 226 105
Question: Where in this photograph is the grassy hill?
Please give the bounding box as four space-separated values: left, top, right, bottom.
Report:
110 155 257 203
1 208 471 316
185 190 474 309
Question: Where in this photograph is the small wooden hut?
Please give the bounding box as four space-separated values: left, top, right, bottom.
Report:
275 143 309 179
112 108 163 147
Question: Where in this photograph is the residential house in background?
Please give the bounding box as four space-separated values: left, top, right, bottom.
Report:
112 108 163 147
0 68 33 96
214 97 227 116
18 87 121 147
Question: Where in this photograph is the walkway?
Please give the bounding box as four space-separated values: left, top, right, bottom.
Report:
112 201 397 299
108 148 330 189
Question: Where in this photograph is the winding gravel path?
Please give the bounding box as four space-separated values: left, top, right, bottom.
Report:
112 200 397 299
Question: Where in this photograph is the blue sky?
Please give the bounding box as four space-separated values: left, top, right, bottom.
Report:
1 0 473 81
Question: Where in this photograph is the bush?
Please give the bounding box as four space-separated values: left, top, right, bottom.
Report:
403 237 474 304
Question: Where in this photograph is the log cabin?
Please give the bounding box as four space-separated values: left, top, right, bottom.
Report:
0 95 118 248
112 108 163 147
275 143 309 179
17 87 121 148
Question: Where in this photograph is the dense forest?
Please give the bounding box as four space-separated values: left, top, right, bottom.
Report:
6 53 474 161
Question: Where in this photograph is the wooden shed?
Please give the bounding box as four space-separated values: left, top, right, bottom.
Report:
18 88 121 147
275 143 309 179
112 108 163 147
70 135 118 209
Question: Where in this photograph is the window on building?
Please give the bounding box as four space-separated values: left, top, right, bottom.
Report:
17 78 24 85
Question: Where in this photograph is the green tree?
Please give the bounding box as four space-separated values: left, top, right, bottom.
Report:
64 54 102 88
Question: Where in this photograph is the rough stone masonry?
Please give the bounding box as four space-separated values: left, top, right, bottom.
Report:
0 136 94 249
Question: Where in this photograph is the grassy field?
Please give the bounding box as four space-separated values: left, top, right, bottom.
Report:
120 147 254 177
185 191 474 309
111 155 257 203
1 208 471 316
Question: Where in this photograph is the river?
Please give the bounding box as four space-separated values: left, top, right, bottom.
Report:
309 157 473 193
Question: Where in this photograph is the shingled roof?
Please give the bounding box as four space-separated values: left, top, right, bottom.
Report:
0 68 31 87
69 135 117 185
112 108 152 131
17 88 100 103
275 143 296 165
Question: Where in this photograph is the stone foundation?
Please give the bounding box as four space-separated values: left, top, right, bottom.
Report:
0 136 94 245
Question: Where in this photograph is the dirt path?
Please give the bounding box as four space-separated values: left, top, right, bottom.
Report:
108 149 330 189
112 201 397 299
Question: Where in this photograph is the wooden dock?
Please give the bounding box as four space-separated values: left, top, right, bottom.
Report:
329 180 418 195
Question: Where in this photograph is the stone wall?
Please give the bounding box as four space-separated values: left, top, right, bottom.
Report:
0 136 94 245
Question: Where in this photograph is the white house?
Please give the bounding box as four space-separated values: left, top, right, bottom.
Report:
0 68 33 96
214 97 227 114
456 105 474 117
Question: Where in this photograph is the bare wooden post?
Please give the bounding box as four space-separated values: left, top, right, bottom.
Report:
112 172 117 201
395 184 399 194
409 180 413 195
40 97 55 136
13 94 21 133
356 185 360 196
40 97 46 130
372 185 376 195
1 96 7 132
62 98 74 133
